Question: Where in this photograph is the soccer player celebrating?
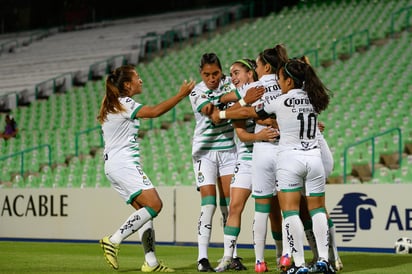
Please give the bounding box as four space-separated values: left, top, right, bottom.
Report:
211 57 335 274
97 65 195 272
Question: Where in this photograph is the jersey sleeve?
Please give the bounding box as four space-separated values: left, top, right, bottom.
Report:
190 87 211 113
122 97 143 119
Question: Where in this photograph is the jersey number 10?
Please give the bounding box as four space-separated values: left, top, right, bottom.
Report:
297 113 317 139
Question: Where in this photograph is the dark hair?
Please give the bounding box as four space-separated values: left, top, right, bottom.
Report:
232 58 258 81
97 65 136 123
199 52 222 71
280 57 331 114
258 44 289 74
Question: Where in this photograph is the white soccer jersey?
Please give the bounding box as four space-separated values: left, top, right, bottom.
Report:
190 76 236 156
253 74 282 144
101 96 143 172
262 88 320 151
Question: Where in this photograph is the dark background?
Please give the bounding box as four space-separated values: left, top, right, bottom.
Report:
0 0 299 34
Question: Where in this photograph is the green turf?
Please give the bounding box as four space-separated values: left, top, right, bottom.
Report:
0 241 411 273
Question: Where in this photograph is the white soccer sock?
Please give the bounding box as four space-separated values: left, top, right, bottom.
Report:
283 212 305 267
223 225 240 258
253 211 269 262
282 224 291 257
304 222 319 261
223 234 237 258
110 207 153 244
311 210 329 260
328 219 339 261
197 204 216 261
138 220 158 267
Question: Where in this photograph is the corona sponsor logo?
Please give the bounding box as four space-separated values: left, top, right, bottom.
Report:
284 97 311 108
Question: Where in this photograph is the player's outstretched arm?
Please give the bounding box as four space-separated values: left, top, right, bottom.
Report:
136 80 195 118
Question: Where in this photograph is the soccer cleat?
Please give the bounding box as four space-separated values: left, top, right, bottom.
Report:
198 258 215 272
316 260 336 274
283 265 309 274
334 258 343 272
230 257 247 270
279 254 292 271
254 260 268 272
141 261 175 272
99 236 120 270
307 262 321 273
214 257 231 272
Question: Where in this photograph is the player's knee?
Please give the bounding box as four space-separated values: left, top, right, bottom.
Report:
150 200 163 214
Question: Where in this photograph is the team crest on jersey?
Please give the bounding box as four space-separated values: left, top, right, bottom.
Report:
142 175 150 185
197 172 205 184
220 82 232 93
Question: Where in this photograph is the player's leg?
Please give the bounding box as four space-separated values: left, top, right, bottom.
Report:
251 144 277 272
327 214 343 271
269 195 283 267
305 156 335 274
216 186 250 272
194 154 219 272
100 167 160 270
276 150 308 273
197 184 217 272
253 197 270 272
278 190 306 269
138 219 175 272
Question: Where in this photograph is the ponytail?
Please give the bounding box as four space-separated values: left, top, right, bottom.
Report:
97 65 136 123
259 44 289 74
281 58 331 114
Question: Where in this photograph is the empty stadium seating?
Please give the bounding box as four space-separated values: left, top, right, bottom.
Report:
0 5 243 110
0 0 411 188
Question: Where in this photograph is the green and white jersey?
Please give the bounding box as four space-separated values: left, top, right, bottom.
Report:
102 96 143 172
234 81 262 161
189 76 236 156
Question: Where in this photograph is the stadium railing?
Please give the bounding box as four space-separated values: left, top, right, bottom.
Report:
390 6 412 37
342 128 402 184
0 144 52 178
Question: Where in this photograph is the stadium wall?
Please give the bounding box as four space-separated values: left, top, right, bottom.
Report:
0 184 410 252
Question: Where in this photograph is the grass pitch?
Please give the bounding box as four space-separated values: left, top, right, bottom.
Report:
0 241 411 273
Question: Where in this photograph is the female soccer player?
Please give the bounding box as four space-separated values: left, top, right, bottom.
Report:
214 58 278 272
189 52 237 272
211 57 335 274
97 64 195 272
215 44 289 272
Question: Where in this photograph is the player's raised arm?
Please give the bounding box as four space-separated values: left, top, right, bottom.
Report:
136 80 195 118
